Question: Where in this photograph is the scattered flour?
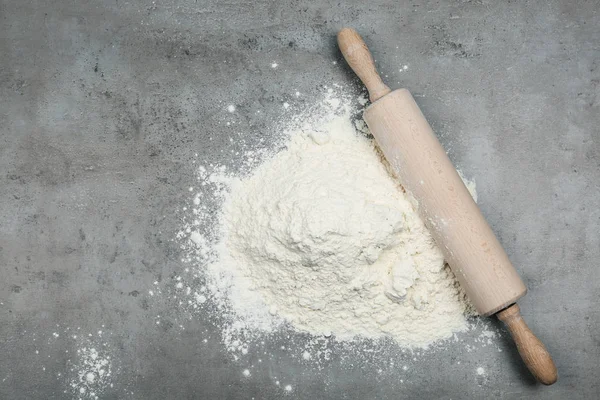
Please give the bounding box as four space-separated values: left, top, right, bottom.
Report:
25 326 118 398
178 88 478 349
66 338 114 400
219 110 475 346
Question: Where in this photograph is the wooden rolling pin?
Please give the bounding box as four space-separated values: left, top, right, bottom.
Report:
338 28 557 385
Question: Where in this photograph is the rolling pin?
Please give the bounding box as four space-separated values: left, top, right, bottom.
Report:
338 28 557 385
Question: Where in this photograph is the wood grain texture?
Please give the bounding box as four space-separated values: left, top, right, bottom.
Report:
497 304 558 385
338 28 556 385
337 28 391 102
364 89 527 316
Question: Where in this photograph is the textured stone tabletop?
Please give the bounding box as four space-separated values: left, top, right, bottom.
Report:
1 1 599 399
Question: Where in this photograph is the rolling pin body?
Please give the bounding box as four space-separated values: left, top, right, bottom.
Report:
338 27 557 385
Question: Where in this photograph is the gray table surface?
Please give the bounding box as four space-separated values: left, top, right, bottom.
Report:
1 0 599 399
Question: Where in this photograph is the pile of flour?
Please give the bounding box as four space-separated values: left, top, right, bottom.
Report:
188 90 476 348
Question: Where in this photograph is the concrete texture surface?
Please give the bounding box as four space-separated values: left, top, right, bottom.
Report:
1 0 599 399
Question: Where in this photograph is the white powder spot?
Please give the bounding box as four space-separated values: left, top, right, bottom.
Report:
190 231 204 245
283 102 290 109
227 105 236 113
295 91 300 97
243 369 250 377
403 65 408 70
68 342 114 398
477 367 485 375
302 351 311 360
271 62 278 68
285 385 293 392
458 170 478 202
195 293 207 304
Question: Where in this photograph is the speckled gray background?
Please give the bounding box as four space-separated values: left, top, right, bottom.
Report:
1 0 599 399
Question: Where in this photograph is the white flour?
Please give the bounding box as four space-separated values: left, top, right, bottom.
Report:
68 346 113 400
185 90 477 348
28 326 117 399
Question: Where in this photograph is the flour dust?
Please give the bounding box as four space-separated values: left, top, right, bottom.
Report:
173 86 502 383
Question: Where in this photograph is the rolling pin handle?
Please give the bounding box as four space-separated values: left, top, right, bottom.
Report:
337 28 391 102
497 303 558 385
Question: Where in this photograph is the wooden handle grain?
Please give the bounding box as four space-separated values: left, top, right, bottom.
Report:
497 304 558 385
337 28 391 102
